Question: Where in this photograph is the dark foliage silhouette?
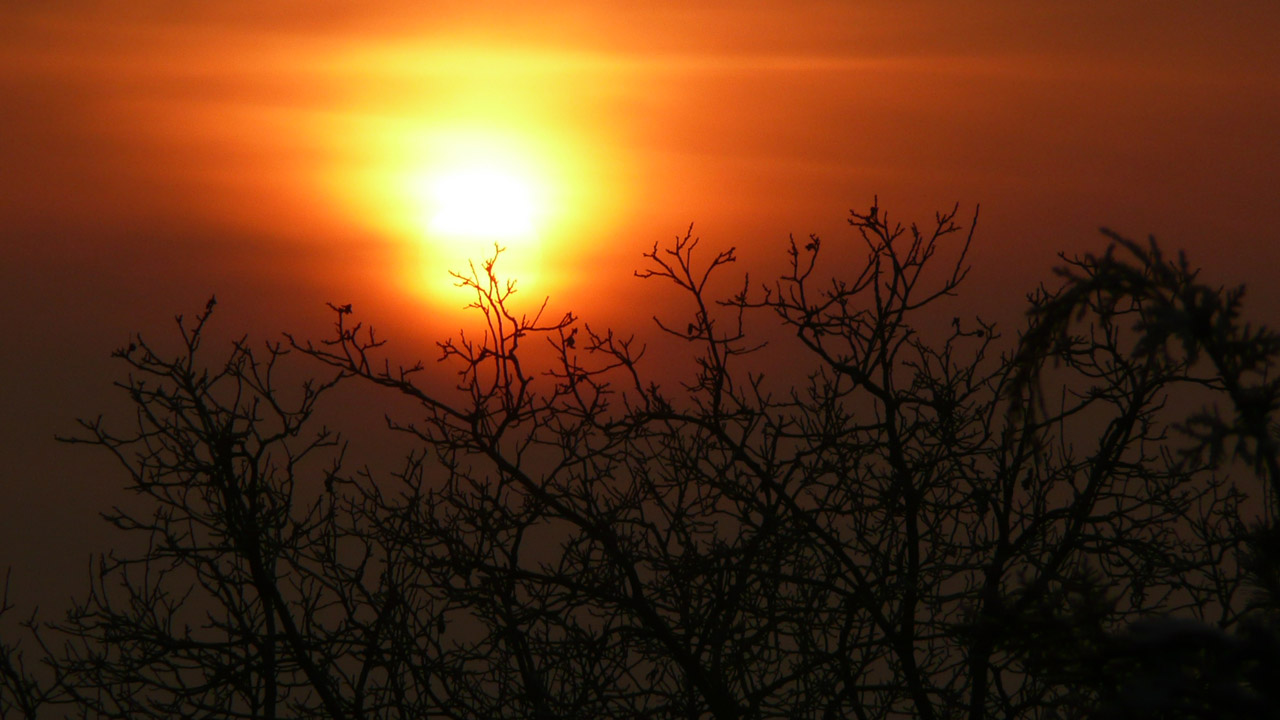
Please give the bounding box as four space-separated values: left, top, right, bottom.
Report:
3 202 1277 719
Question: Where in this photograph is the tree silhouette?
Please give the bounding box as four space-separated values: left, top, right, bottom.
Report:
3 202 1276 719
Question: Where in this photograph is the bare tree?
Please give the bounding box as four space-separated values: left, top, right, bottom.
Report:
2 202 1275 719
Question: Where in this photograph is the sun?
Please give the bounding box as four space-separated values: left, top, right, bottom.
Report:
426 164 540 241
312 44 635 310
408 153 551 297
402 135 555 260
326 112 626 307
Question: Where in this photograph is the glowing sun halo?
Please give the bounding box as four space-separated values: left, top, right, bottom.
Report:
333 113 618 305
426 165 541 241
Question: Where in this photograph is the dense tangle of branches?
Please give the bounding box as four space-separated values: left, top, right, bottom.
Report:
4 202 1279 719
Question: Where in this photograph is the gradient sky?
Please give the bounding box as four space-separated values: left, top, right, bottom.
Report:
3 1 1279 606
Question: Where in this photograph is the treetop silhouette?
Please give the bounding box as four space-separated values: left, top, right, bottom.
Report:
3 201 1278 719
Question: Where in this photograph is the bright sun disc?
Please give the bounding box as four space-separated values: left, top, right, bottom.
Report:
427 165 540 240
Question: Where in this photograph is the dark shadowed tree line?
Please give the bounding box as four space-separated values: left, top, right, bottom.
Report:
4 201 1280 719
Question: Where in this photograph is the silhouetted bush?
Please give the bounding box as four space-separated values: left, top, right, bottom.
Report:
4 202 1278 719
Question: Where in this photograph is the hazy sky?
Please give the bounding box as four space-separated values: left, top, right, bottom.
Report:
3 1 1279 606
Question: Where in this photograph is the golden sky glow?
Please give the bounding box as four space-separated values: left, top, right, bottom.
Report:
6 3 1278 316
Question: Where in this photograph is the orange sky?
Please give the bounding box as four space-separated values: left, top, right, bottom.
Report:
2 1 1279 604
